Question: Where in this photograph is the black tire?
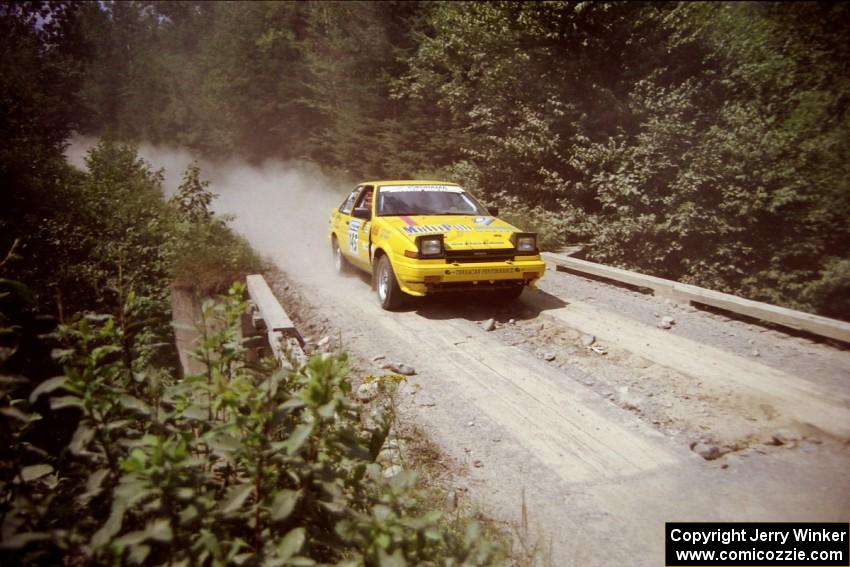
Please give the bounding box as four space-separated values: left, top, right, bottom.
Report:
332 236 349 275
375 254 404 310
492 283 525 302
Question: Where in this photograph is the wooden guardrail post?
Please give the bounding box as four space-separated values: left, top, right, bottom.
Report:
244 274 307 368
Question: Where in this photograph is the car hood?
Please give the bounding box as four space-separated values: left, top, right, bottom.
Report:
381 215 521 249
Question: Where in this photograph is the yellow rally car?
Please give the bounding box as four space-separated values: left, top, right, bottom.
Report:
328 180 545 310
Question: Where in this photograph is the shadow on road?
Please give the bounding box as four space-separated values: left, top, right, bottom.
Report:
346 268 569 323
411 287 569 324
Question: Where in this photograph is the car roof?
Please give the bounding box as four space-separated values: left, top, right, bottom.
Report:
360 180 461 188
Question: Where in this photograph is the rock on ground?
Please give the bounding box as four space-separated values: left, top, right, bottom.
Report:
692 442 721 460
771 429 798 446
356 382 379 402
382 362 416 376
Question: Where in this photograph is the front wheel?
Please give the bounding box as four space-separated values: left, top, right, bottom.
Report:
375 254 404 310
332 236 349 275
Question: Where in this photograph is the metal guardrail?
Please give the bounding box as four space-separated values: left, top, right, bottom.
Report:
245 274 307 367
542 252 850 344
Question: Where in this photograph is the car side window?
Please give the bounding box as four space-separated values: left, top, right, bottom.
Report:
339 188 360 214
353 185 374 211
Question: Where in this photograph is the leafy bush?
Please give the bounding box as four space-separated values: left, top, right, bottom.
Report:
166 157 262 295
1 283 508 566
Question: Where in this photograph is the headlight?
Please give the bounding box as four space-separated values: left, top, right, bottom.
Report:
416 234 444 257
511 233 538 254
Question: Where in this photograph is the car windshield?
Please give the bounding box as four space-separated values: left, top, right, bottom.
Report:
376 185 488 216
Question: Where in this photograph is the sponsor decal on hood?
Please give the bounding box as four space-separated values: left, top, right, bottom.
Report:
387 215 516 235
381 215 520 247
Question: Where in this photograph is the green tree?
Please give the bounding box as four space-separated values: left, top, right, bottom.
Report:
170 161 217 222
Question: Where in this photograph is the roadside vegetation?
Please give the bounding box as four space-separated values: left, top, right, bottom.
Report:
0 6 512 563
0 129 511 566
0 1 847 563
33 0 846 320
1 275 510 565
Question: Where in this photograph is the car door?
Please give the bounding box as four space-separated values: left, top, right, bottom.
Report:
333 187 361 263
348 185 374 269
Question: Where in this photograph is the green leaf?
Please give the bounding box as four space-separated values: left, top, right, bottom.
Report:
277 398 307 412
287 557 316 566
0 406 32 422
91 344 121 364
49 348 74 361
270 490 299 522
122 448 148 473
220 484 253 515
49 395 83 410
114 530 147 547
286 422 314 456
21 463 53 482
103 419 132 431
145 518 173 542
113 518 171 549
207 432 241 454
181 405 208 421
29 376 68 403
128 544 151 565
70 423 95 455
118 394 151 416
0 278 34 303
113 478 155 508
277 527 305 561
317 400 337 419
92 502 126 548
403 510 442 531
0 531 50 549
79 468 110 503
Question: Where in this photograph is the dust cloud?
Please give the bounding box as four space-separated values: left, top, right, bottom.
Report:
66 136 354 278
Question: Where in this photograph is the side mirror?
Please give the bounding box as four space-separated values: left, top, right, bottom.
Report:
352 208 371 220
488 206 500 217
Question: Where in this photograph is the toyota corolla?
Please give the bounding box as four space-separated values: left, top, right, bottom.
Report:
328 180 545 309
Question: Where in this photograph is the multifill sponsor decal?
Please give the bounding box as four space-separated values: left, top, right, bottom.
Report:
348 219 361 254
403 224 471 234
402 224 518 235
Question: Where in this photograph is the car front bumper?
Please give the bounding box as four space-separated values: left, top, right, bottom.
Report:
389 253 546 296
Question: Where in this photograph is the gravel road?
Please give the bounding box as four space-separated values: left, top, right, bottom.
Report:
210 182 849 566
262 260 850 567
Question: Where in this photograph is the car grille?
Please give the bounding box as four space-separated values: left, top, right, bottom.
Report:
445 248 515 263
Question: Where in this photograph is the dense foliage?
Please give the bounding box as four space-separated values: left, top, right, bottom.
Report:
1 6 507 563
57 0 849 319
1 284 507 565
2 2 845 561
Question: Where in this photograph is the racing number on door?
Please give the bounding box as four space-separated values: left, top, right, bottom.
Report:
348 220 360 255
